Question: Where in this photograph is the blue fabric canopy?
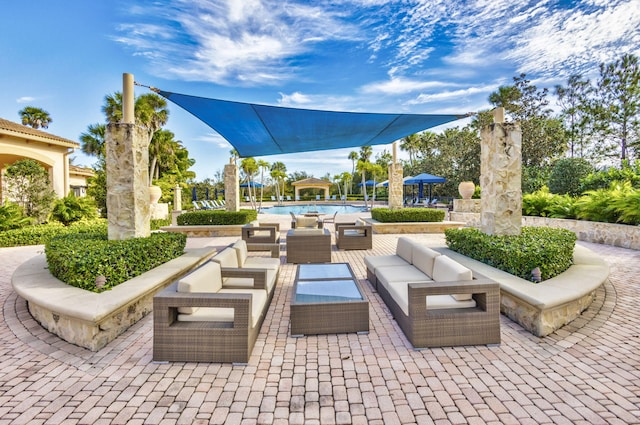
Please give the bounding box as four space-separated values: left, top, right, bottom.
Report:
157 90 468 157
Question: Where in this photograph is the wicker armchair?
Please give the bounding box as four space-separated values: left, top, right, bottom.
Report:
153 262 271 363
242 221 280 255
335 221 373 250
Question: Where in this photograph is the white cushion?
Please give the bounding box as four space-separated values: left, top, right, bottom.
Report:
432 256 473 301
232 240 248 266
296 216 318 228
177 308 234 322
364 255 409 274
426 295 476 310
292 228 323 235
386 280 411 316
219 288 268 327
411 245 441 278
396 237 414 263
177 262 223 314
376 265 432 291
211 248 240 268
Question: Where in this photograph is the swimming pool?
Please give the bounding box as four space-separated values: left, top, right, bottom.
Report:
261 204 367 215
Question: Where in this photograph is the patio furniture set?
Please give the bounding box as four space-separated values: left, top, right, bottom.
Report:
153 222 501 363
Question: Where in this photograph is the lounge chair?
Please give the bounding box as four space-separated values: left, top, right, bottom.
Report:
335 219 373 250
286 196 292 201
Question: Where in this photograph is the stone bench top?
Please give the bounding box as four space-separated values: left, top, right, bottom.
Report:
11 247 217 324
433 245 609 310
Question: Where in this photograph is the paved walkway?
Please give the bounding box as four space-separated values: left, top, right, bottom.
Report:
1 217 639 424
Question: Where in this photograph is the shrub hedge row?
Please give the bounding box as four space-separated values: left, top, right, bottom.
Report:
371 207 445 223
45 232 187 292
177 209 258 225
444 226 577 282
0 220 108 247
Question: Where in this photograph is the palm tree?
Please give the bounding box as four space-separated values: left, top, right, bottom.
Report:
19 106 52 129
400 134 420 168
102 92 169 182
257 159 270 209
270 161 287 200
240 157 258 209
348 151 358 193
80 124 106 159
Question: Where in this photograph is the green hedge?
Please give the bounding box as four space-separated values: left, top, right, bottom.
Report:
444 227 577 282
371 207 445 223
0 219 108 247
45 232 187 292
177 209 258 225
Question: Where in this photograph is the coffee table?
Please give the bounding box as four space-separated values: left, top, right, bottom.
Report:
290 263 369 336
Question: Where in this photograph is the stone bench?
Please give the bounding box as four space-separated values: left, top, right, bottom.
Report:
433 245 609 337
11 247 217 351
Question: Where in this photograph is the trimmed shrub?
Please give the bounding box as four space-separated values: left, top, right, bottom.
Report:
45 232 187 292
445 226 577 282
371 207 445 223
0 219 107 247
151 218 171 230
177 209 258 225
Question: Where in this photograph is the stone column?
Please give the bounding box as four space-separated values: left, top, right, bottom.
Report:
171 184 182 226
224 161 240 211
480 108 522 235
106 123 151 239
388 163 404 209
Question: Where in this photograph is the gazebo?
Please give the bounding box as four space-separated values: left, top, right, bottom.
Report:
291 178 332 200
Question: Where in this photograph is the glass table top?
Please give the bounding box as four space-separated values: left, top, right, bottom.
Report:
297 263 353 280
294 279 363 303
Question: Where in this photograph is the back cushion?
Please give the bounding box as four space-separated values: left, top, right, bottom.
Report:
432 256 474 301
296 216 317 228
177 262 223 313
411 245 441 277
232 240 248 266
355 218 366 226
396 237 413 263
211 248 240 268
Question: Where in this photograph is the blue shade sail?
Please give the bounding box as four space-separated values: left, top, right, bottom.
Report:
158 90 467 157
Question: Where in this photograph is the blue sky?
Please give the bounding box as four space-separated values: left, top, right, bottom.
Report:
2 0 639 181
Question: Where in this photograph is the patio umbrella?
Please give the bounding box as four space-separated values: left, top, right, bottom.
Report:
404 173 446 201
239 182 264 188
191 186 197 201
357 180 377 187
379 176 414 187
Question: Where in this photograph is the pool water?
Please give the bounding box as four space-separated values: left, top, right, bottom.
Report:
261 204 366 215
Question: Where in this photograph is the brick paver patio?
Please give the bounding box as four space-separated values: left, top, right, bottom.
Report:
1 216 639 424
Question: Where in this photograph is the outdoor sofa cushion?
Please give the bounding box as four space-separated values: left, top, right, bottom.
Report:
295 216 319 228
432 255 474 301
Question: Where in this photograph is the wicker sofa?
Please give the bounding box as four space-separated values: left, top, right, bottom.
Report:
364 237 500 348
335 219 373 250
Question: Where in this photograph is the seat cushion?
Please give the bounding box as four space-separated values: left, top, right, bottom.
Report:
363 255 409 274
426 295 476 310
177 261 223 314
376 265 432 289
432 256 474 301
411 245 441 278
219 288 268 327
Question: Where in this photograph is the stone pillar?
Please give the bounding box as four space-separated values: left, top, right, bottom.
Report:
106 123 151 239
173 184 182 211
388 163 404 209
480 108 522 235
224 161 240 212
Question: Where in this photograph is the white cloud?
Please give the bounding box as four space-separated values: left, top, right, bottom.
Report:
16 96 35 104
406 83 499 105
360 77 454 95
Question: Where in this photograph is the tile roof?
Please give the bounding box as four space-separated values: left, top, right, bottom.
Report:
0 117 79 148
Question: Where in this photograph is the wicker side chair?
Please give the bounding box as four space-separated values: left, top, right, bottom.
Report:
335 221 373 250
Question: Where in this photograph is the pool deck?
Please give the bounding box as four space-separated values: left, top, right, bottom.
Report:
1 212 639 424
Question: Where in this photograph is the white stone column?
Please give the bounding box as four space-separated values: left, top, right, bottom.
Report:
224 162 240 211
106 123 151 239
388 163 404 209
480 108 522 235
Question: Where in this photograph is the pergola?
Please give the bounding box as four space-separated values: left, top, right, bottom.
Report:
291 178 332 200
